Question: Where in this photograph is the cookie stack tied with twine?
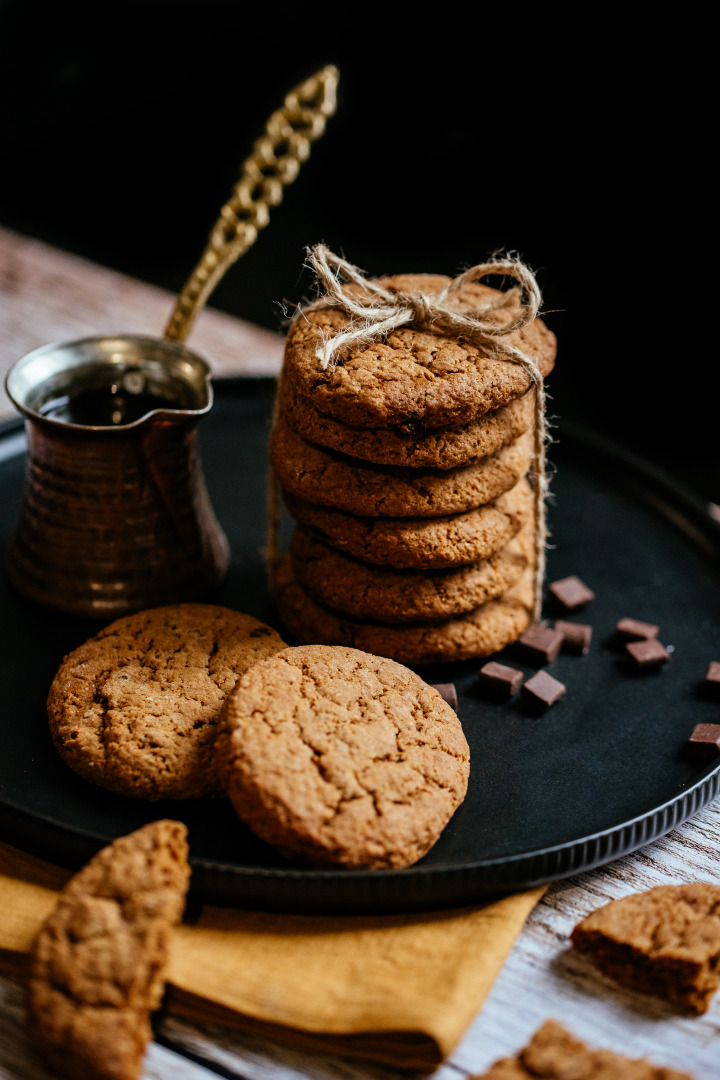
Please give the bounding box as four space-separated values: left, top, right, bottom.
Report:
268 246 556 664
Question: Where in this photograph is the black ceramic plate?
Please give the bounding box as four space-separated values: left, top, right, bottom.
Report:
1 379 720 914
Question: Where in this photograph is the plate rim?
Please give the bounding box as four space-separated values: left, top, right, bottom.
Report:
2 378 720 913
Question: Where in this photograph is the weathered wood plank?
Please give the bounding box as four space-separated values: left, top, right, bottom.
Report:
449 797 720 1080
0 226 283 420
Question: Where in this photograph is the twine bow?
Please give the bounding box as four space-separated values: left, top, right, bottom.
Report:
298 245 551 621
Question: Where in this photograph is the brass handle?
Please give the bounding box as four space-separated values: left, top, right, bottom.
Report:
164 64 339 344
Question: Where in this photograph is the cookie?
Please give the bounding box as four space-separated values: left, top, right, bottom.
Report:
274 559 535 665
28 820 190 1080
571 882 720 1014
284 273 556 429
290 520 532 623
279 374 534 469
285 477 533 570
272 413 533 518
47 604 286 800
218 644 470 868
477 1018 692 1079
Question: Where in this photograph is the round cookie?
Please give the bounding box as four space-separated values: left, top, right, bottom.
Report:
219 644 470 869
272 413 533 518
284 273 556 429
285 476 533 569
290 521 532 623
47 604 286 800
275 560 535 665
279 375 534 469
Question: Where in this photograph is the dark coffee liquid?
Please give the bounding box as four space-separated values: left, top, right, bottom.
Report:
38 387 186 426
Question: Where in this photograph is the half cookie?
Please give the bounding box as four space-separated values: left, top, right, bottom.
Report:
571 883 720 1014
218 644 470 868
47 604 286 799
28 820 190 1080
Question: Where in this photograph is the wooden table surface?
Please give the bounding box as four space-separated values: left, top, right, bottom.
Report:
1 226 719 1080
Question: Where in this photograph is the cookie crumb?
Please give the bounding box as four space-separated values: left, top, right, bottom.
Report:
475 1018 694 1078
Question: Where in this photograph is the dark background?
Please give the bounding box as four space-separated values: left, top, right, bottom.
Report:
0 2 715 502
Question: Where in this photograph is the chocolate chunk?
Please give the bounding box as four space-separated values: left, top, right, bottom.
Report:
518 624 564 664
687 723 720 758
431 682 458 712
548 575 595 611
615 617 659 642
478 661 524 697
704 661 720 694
555 620 592 655
626 638 670 668
523 670 566 708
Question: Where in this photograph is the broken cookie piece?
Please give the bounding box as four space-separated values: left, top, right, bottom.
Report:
28 820 190 1080
474 1018 693 1078
570 882 720 1014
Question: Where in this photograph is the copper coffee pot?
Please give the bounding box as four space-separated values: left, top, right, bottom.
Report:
5 335 229 617
3 66 338 618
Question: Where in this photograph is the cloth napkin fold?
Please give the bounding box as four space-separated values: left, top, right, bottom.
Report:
0 839 544 1070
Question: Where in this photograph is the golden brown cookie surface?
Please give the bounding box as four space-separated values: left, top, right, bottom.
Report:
47 604 286 800
272 414 533 518
28 820 190 1080
284 274 556 429
285 478 533 569
280 375 534 469
290 522 531 623
571 882 720 1014
478 1019 693 1079
275 560 535 665
219 644 470 869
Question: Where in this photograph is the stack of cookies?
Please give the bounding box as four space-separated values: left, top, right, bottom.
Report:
271 272 557 665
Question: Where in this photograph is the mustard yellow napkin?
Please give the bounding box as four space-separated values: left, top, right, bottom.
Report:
0 839 544 1070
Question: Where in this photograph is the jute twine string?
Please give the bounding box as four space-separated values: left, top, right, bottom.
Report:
269 245 550 621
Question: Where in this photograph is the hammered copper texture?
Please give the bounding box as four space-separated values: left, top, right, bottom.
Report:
7 416 229 617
